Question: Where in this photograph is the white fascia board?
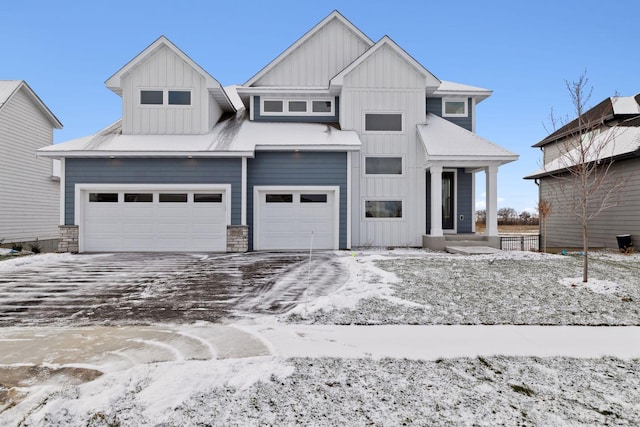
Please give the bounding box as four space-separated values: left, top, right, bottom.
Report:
425 156 517 168
236 87 332 95
254 145 360 152
37 151 256 158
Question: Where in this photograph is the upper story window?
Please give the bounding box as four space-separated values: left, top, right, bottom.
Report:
261 98 334 116
140 89 192 106
365 156 403 175
442 98 468 117
364 113 403 132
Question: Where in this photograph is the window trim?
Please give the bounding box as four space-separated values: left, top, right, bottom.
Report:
363 199 404 221
363 112 404 133
442 98 468 118
363 155 404 177
138 88 193 107
260 98 334 116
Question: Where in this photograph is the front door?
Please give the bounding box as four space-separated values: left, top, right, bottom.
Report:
442 172 455 230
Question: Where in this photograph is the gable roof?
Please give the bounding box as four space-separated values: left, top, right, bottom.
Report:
244 10 374 87
433 80 493 103
105 36 235 112
329 36 441 92
0 80 62 128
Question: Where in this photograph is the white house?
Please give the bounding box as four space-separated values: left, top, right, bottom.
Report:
0 80 62 250
39 11 517 253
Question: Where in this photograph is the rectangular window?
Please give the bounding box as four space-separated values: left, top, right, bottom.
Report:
364 113 403 132
288 100 307 113
89 193 118 203
300 194 327 203
365 157 402 175
159 193 188 203
266 194 293 203
365 200 403 218
194 193 222 203
168 90 191 105
312 100 332 113
443 99 468 117
140 90 163 105
263 100 284 113
124 193 153 203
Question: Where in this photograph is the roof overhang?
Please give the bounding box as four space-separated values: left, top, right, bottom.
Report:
432 80 493 103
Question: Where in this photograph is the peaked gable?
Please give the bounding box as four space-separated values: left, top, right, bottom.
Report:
245 11 373 87
330 36 440 91
0 80 62 128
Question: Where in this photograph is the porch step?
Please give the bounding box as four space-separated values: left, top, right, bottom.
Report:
446 246 502 255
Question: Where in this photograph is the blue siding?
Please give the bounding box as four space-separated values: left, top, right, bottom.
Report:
65 158 242 225
253 96 340 123
425 168 473 233
426 97 473 131
247 151 348 250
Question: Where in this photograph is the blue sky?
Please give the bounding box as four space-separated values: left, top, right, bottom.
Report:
3 0 638 214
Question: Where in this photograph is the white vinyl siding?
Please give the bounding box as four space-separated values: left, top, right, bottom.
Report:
253 17 370 87
121 45 220 135
0 87 59 242
341 43 427 247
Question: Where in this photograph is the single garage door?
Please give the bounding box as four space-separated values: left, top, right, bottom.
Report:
82 189 228 252
255 187 338 250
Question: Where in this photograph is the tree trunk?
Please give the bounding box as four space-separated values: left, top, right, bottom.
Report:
582 224 588 283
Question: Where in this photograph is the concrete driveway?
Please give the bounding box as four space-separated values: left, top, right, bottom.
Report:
0 252 347 327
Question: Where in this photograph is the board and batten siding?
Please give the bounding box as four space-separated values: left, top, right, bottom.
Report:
341 43 427 246
247 151 348 250
0 87 59 242
426 97 473 131
64 158 242 226
120 45 221 135
540 156 640 249
253 17 370 87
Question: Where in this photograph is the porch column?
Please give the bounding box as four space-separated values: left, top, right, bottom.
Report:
485 165 498 237
430 165 443 236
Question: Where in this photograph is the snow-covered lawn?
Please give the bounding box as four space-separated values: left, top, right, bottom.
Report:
287 249 640 325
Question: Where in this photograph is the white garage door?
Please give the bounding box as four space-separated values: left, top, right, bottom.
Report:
82 189 227 252
255 188 338 250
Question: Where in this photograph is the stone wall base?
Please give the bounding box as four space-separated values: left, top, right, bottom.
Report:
226 225 248 253
58 225 79 253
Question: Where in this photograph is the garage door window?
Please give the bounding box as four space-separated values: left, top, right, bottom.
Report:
124 193 153 202
266 194 293 203
194 193 222 203
89 193 118 202
300 194 327 203
159 193 188 203
365 200 403 218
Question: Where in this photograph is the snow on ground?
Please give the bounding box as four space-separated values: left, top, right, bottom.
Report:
287 249 640 325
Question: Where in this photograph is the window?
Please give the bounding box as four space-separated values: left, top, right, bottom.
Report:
266 194 293 203
365 157 402 175
194 193 222 203
365 200 403 218
89 193 118 202
364 113 403 132
442 98 468 117
288 100 307 113
168 90 191 105
300 194 327 203
140 90 163 105
312 100 332 113
263 100 284 113
124 193 153 202
159 193 188 203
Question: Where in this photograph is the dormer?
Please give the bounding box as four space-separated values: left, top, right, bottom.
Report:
105 36 235 135
428 81 492 132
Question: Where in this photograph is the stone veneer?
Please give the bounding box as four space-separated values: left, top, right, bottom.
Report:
226 225 248 253
58 225 79 253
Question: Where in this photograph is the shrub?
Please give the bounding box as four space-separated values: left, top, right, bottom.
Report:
30 239 41 254
11 242 23 252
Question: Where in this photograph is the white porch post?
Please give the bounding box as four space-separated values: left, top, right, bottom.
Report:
430 165 443 237
485 165 498 237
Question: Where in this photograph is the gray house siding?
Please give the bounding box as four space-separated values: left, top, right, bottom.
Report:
425 168 473 233
64 158 242 225
247 151 348 250
540 156 640 249
253 96 340 123
426 97 473 131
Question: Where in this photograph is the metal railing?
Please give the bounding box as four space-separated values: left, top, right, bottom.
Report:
500 235 540 251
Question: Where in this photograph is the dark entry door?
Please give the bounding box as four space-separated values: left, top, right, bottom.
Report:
442 172 455 229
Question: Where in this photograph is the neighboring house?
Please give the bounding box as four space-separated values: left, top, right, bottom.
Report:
525 94 640 249
0 80 62 250
39 11 517 253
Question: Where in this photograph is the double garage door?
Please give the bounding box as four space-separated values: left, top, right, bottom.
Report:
81 186 229 252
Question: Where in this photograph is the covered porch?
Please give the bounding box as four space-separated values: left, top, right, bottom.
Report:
418 114 518 251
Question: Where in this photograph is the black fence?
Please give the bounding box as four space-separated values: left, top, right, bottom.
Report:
500 235 540 251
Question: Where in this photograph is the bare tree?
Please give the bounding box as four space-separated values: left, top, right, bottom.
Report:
537 199 552 253
497 207 517 224
547 72 626 282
